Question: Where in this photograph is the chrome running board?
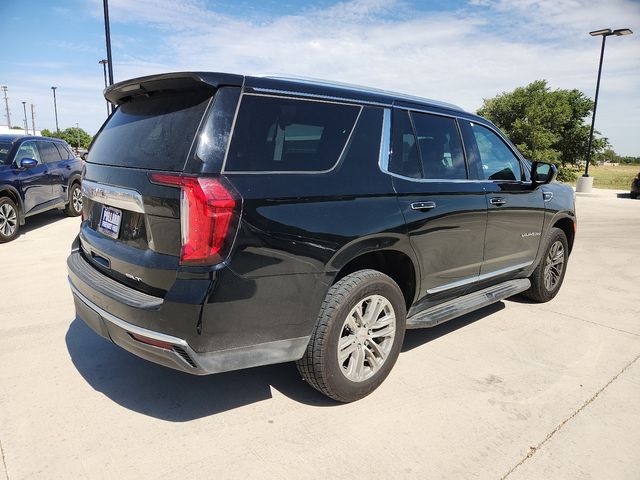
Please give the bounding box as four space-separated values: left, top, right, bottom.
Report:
406 278 531 329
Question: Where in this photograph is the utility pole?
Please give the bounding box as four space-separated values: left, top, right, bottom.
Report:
99 59 111 115
51 86 60 132
30 104 36 135
1 85 11 127
22 102 28 134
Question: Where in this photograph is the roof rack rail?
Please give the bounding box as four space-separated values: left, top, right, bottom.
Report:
260 74 464 112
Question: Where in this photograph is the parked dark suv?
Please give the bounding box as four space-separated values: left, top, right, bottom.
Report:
67 72 576 402
0 134 83 242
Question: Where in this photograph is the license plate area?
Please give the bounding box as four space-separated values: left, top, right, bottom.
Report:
97 206 122 239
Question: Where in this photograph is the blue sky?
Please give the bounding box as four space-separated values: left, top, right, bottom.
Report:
1 0 639 155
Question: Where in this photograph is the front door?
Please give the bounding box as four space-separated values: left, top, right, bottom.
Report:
14 141 51 213
459 120 544 276
388 108 487 309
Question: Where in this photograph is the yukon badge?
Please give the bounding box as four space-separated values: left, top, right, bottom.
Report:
521 232 541 238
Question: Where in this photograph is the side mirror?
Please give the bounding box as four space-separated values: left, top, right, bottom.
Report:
531 161 557 185
81 152 88 161
19 158 38 169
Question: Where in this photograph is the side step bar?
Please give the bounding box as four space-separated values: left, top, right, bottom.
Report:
406 278 531 329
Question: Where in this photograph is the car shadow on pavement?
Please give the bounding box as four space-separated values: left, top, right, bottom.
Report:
402 302 504 352
65 319 338 421
18 209 70 237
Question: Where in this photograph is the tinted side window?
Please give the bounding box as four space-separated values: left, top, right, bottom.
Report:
15 141 42 164
467 122 522 181
411 112 466 180
389 109 421 179
37 141 63 163
54 143 73 160
225 95 360 172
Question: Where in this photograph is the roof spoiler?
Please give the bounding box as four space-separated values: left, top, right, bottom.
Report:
104 72 244 105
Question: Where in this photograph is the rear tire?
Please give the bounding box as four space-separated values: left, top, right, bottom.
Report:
65 182 82 217
296 269 406 403
523 227 569 303
0 197 19 243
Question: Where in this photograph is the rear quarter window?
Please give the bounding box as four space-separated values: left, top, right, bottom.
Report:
224 95 361 173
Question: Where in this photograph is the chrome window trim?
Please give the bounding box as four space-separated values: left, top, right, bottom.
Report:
82 179 145 213
378 108 391 172
221 92 363 175
426 261 533 294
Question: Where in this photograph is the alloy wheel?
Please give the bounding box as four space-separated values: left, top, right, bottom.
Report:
337 294 396 382
543 240 565 291
0 203 17 237
72 186 83 213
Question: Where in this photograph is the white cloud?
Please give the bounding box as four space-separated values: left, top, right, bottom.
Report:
9 0 640 155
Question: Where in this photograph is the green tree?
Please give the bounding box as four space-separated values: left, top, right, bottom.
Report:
477 80 610 181
41 127 92 150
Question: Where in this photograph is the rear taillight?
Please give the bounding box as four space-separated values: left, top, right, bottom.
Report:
149 173 239 265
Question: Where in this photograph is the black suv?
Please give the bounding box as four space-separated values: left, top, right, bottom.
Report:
67 72 576 402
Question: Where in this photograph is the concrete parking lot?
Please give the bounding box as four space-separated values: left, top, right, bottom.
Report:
1 189 638 479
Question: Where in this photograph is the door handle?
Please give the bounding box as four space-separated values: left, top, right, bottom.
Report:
411 201 436 211
489 197 506 206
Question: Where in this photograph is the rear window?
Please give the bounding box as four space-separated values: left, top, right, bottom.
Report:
0 142 12 165
89 90 212 171
224 95 360 172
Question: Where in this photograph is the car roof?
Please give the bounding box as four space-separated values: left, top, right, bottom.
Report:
0 134 67 144
104 71 470 116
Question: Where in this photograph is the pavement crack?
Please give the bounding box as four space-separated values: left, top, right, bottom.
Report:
0 438 8 480
501 351 640 480
535 307 640 338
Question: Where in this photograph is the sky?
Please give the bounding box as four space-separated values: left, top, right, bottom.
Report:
1 0 639 156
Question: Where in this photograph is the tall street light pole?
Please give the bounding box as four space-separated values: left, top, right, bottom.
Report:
22 101 28 134
103 0 114 86
576 27 633 193
51 86 60 132
99 59 110 115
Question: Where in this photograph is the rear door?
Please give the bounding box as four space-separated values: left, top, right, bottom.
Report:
387 108 487 308
459 120 544 276
36 140 65 202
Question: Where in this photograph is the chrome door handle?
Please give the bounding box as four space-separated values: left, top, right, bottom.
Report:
489 197 506 206
411 201 436 211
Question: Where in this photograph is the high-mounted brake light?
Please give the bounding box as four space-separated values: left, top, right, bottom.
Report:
149 173 239 265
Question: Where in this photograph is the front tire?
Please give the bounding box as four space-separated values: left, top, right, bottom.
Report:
0 197 19 243
523 227 569 303
65 182 82 217
296 269 406 403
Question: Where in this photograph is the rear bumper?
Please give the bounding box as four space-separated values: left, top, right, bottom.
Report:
69 278 309 375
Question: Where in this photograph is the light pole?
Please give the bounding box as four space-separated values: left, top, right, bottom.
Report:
1 86 11 128
576 27 633 193
99 59 110 115
103 0 114 86
76 122 81 153
51 86 60 132
22 102 28 134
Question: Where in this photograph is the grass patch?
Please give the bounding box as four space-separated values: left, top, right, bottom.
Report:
572 165 639 190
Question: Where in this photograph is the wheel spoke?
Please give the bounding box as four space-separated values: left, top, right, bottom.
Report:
338 335 358 363
363 296 384 327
